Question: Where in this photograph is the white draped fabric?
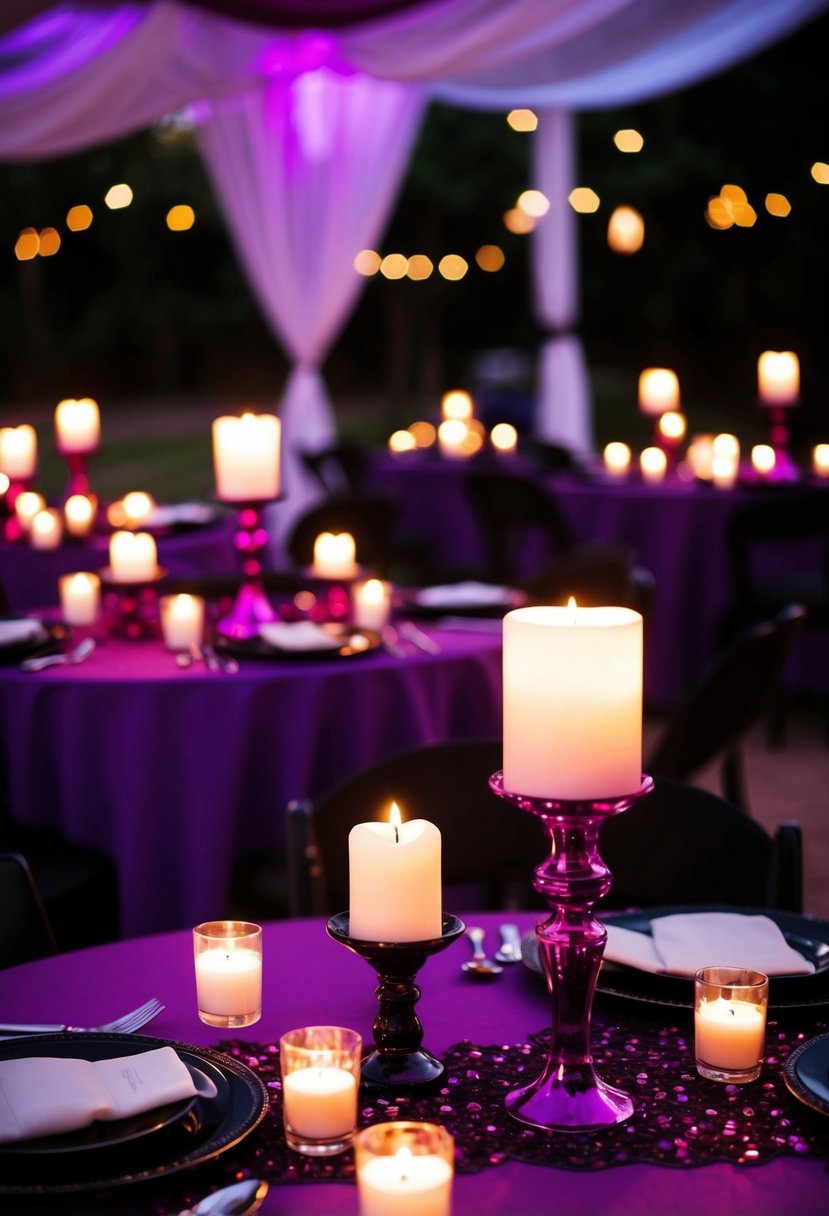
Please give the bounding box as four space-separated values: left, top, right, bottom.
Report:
0 0 824 482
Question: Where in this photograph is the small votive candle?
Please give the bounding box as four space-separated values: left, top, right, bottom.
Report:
389 430 417 455
15 491 46 534
160 593 205 650
54 397 100 453
0 424 37 480
441 389 473 421
640 446 667 483
280 1026 362 1157
193 920 262 1028
313 531 357 579
712 434 740 490
490 422 518 455
751 444 776 478
638 367 679 416
603 441 631 477
356 1122 454 1216
121 490 156 528
657 411 687 443
30 508 63 550
687 434 715 480
694 966 769 1084
59 572 101 626
353 578 391 632
64 494 97 538
437 418 469 459
108 530 158 582
812 444 829 478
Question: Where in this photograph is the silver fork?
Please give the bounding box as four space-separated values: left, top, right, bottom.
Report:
0 996 165 1036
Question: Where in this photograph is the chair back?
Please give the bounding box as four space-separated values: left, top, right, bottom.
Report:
0 852 59 967
726 491 829 621
300 441 369 496
285 492 401 578
464 472 574 584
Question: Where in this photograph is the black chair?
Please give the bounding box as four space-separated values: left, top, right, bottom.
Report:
646 604 806 811
0 852 59 967
285 492 402 579
300 440 369 496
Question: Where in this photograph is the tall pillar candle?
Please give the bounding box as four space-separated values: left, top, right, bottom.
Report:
0 425 37 480
54 397 100 452
349 803 441 942
109 530 157 582
59 572 101 626
757 351 799 406
503 603 643 800
212 412 281 501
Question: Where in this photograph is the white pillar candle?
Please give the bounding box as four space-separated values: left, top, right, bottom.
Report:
603 441 631 477
349 802 442 942
750 444 776 477
64 494 97 538
59 572 101 626
638 368 679 416
54 397 100 452
194 948 262 1019
212 412 281 501
283 1068 358 1139
30 508 63 550
640 446 667 484
160 594 205 650
503 603 642 800
15 491 46 533
0 425 37 479
695 997 766 1070
109 530 157 582
313 531 357 579
353 578 391 632
757 350 799 406
358 1148 453 1216
813 444 829 478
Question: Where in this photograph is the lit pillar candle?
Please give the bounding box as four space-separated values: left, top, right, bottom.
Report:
108 530 157 582
313 532 357 579
59 572 101 626
30 508 63 550
813 444 829 478
349 802 442 942
503 602 643 800
160 594 205 650
640 446 667 484
0 425 37 479
15 491 46 534
751 444 776 478
638 368 679 416
212 412 281 501
603 441 631 477
757 350 799 406
64 494 97 538
54 397 100 452
353 578 391 632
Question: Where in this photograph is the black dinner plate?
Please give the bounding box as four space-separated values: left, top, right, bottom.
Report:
401 583 527 618
0 618 70 666
521 906 829 1009
784 1032 829 1117
0 1033 269 1195
215 622 381 661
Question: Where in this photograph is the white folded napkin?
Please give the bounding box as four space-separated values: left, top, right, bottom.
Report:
146 502 215 528
604 912 814 978
0 619 47 648
259 620 342 652
415 581 512 608
0 1046 216 1144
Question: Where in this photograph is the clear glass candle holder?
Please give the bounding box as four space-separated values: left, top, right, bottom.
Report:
160 593 205 651
193 920 262 1028
694 966 769 1084
279 1026 362 1156
355 1121 454 1216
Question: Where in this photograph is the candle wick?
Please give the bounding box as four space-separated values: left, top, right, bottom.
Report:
394 825 399 843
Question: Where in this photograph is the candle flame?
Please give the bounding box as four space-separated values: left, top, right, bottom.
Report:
389 801 402 842
567 596 578 623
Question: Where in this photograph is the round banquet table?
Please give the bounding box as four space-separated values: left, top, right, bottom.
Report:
1 911 827 1215
0 624 502 939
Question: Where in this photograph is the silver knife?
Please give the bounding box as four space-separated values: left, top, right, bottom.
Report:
399 620 442 654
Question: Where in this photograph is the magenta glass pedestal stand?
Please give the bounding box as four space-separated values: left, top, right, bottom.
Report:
762 404 800 482
2 476 33 541
100 568 167 639
216 497 281 639
57 446 96 500
489 770 654 1131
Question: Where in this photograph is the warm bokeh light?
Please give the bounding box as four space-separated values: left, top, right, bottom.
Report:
406 254 433 280
438 254 468 281
380 253 408 280
15 490 46 530
751 444 776 475
67 204 93 231
640 447 668 483
721 184 747 205
0 472 9 496
503 208 535 234
437 418 469 457
507 109 538 132
38 227 61 256
706 197 734 229
568 187 600 213
122 491 156 526
353 249 381 276
687 434 715 480
658 411 687 441
712 451 739 489
607 206 644 253
408 421 436 448
713 433 740 462
765 193 791 217
14 228 39 260
613 129 644 153
603 442 631 477
811 161 829 184
490 422 518 453
517 189 549 217
166 204 195 231
475 244 505 272
706 184 756 229
104 183 134 209
388 429 416 453
64 494 97 538
441 390 473 421
639 367 679 415
758 350 799 405
812 443 829 477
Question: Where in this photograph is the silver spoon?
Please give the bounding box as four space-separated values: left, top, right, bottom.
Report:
186 1178 269 1215
20 636 96 673
495 923 523 964
462 926 503 978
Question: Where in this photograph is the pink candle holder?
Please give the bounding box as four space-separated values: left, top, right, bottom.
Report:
56 444 97 501
2 476 34 542
489 770 653 1131
758 403 800 483
215 497 281 639
100 567 167 639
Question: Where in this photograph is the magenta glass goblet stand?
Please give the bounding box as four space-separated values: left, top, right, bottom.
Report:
327 912 464 1088
57 445 96 500
761 404 800 482
215 497 281 639
489 770 653 1131
100 568 167 640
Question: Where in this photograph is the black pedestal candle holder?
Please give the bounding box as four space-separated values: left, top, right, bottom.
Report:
326 912 464 1088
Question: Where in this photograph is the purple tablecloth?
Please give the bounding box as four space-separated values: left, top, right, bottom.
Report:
1 912 827 1215
0 626 502 938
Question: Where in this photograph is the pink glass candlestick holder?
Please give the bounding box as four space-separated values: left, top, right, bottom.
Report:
489 770 653 1131
100 567 167 639
2 476 34 542
759 403 800 483
57 444 97 501
216 497 281 639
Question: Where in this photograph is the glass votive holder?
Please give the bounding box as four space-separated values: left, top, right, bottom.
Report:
355 1121 454 1216
160 593 205 650
59 571 101 626
352 578 391 632
694 966 769 1084
193 920 262 1028
279 1026 362 1157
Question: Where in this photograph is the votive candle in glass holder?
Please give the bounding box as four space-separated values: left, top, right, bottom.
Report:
640 446 667 484
64 494 97 538
353 578 391 632
15 491 46 535
603 441 631 478
812 444 829 479
694 966 769 1084
193 920 262 1028
30 508 63 550
355 1122 454 1216
59 572 101 626
280 1026 362 1157
108 530 158 582
490 422 518 456
160 593 205 651
750 444 776 479
313 531 357 579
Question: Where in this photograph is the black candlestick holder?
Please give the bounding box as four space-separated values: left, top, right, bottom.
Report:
326 912 464 1088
